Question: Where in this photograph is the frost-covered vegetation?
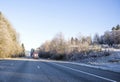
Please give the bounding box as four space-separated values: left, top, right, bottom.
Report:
0 12 25 58
93 24 120 46
37 24 120 61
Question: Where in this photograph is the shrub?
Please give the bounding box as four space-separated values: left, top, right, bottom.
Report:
50 54 65 60
103 51 110 56
38 52 51 58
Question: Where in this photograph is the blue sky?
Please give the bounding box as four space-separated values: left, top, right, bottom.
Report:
0 0 120 50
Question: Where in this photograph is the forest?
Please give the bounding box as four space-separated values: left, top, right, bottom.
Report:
0 12 25 58
38 25 120 60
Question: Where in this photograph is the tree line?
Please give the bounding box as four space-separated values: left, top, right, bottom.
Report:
38 32 99 60
93 24 120 46
0 12 25 58
38 25 120 60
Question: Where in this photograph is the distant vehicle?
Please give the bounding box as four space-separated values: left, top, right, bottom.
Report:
32 52 39 59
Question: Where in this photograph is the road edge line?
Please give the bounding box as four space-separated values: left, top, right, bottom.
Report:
52 62 116 82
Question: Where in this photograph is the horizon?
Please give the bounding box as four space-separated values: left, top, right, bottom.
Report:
0 0 120 50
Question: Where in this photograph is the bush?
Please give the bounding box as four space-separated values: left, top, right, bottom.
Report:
66 50 111 61
50 54 65 60
103 51 110 56
11 52 25 58
38 52 51 58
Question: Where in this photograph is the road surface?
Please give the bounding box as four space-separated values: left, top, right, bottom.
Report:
0 58 120 82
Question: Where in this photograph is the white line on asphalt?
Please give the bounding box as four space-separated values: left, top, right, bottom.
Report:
52 63 116 82
37 65 40 69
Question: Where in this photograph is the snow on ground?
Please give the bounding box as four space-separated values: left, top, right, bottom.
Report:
74 48 120 73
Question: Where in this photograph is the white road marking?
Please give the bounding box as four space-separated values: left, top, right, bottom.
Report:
37 65 40 69
52 62 116 82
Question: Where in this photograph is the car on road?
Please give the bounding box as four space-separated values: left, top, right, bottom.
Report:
32 52 39 59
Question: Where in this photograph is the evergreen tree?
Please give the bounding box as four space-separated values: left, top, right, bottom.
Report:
0 12 22 58
112 27 116 30
21 43 25 56
116 24 120 30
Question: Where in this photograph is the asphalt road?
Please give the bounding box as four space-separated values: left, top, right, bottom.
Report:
0 58 120 82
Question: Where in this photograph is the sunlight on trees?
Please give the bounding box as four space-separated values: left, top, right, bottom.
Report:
0 12 24 58
38 24 120 60
93 24 120 46
38 32 92 60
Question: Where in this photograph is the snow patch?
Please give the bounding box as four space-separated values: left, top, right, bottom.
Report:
71 49 120 73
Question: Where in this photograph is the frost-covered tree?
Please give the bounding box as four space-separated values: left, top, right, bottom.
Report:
93 33 100 44
0 12 23 57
